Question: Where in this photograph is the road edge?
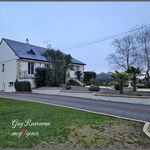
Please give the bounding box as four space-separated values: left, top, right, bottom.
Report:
0 95 146 123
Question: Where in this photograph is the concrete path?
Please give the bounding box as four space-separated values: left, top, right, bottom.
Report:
0 92 150 122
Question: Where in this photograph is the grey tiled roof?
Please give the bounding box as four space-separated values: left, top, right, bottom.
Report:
2 38 85 65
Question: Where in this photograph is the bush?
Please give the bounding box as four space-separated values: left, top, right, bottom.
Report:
137 84 150 88
89 85 100 91
108 81 117 86
14 80 31 92
114 84 120 91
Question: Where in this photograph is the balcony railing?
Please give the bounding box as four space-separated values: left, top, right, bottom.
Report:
18 70 35 79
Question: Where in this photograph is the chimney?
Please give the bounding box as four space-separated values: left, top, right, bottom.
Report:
26 38 29 44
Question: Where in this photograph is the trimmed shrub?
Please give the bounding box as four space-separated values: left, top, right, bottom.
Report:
114 84 120 91
14 80 31 92
89 85 100 91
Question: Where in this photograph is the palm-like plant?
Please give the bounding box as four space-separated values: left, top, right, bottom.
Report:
112 71 129 94
75 71 82 81
126 66 141 91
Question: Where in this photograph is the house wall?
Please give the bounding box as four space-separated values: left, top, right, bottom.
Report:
19 60 45 72
18 60 45 77
68 64 84 80
18 59 46 88
19 60 85 87
0 40 18 92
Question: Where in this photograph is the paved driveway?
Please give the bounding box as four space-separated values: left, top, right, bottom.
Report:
0 92 150 122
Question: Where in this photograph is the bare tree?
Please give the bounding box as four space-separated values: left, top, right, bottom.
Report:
107 35 138 71
136 25 150 85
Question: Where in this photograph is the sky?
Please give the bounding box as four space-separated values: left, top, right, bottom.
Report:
0 2 150 73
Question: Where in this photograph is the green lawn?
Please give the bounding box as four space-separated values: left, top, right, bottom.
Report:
0 98 149 149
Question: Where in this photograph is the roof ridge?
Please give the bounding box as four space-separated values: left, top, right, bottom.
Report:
2 38 47 50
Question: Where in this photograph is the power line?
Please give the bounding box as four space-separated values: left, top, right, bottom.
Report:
59 24 150 50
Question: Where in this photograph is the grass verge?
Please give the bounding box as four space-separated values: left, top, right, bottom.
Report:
0 97 149 149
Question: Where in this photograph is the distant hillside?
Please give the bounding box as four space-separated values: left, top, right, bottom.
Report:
96 72 113 82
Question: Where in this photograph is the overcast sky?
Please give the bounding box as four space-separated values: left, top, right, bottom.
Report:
0 2 150 73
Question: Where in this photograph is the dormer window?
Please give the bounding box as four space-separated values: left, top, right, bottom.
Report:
27 49 35 55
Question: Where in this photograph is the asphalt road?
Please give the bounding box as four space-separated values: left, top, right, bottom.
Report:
0 92 150 122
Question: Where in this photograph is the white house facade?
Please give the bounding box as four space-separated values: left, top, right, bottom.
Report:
0 38 86 92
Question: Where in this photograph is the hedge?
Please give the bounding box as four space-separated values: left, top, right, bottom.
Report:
14 80 31 92
89 85 100 91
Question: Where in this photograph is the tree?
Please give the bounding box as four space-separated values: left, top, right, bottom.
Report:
64 54 73 83
44 48 72 86
83 71 96 85
75 71 82 81
136 25 150 85
126 66 141 91
112 71 129 94
107 35 138 71
35 67 47 87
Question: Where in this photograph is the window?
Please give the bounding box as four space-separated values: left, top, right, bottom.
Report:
27 49 35 55
2 64 5 72
28 62 34 74
45 64 49 68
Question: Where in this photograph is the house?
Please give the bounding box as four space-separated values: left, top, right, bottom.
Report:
0 38 86 92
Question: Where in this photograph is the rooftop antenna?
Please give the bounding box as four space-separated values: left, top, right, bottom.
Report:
43 39 52 49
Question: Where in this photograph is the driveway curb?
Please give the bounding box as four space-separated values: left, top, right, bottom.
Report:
143 122 150 138
95 93 150 99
